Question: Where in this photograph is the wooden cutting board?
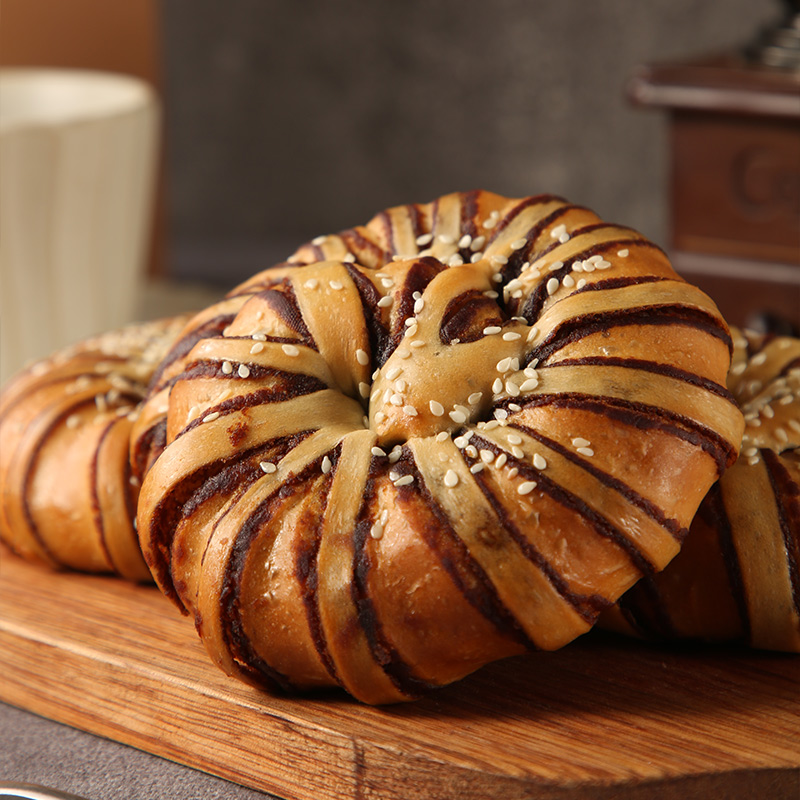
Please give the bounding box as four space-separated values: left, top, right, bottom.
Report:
1 549 798 800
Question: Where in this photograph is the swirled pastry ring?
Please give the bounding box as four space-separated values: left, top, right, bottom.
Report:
135 191 745 703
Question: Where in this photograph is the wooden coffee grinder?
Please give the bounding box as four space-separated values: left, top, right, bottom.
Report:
628 0 800 332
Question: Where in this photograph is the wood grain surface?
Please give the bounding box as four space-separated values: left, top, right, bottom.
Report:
0 548 798 800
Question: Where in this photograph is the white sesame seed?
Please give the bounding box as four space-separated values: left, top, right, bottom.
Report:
507 433 523 445
454 435 467 448
533 453 547 470
510 238 527 250
390 394 404 406
359 382 371 398
312 235 327 246
389 446 403 461
495 453 508 468
470 236 486 251
429 400 445 416
398 348 411 359
222 361 233 375
494 408 509 420
260 461 277 474
412 291 422 300
519 378 539 392
322 456 332 474
491 254 508 265
371 446 386 457
751 352 768 366
480 450 495 464
329 280 344 290
414 298 425 314
551 224 567 240
505 278 523 292
370 521 384 540
483 326 502 335
386 365 402 380
304 278 319 290
510 446 523 459
572 437 591 447
483 217 497 229
576 278 588 289
492 273 504 283
416 233 433 246
410 340 426 349
748 456 760 466
496 357 513 372
448 254 464 267
438 234 456 245
617 249 629 257
405 317 417 327
470 463 485 474
465 445 478 458
559 232 570 244
505 380 520 396
484 289 499 299
526 326 539 342
394 474 414 487
449 409 467 424
392 255 405 262
203 411 220 423
375 411 386 423
788 419 800 433
778 394 793 405
444 469 459 488
508 403 521 412
502 332 521 341
518 481 537 495
343 253 356 263
377 295 393 308
458 234 472 248
470 252 483 263
577 447 594 457
562 274 575 288
381 277 394 288
483 420 500 431
762 405 775 418
66 414 81 429
435 431 449 443
776 428 789 443
468 392 483 404
356 348 370 365
546 277 559 296
238 364 251 379
282 344 300 357
403 405 418 416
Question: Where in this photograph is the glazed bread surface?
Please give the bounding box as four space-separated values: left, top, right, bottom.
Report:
134 190 745 703
0 316 189 579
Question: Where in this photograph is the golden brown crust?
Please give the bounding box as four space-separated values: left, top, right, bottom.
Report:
0 316 189 579
135 190 744 703
604 327 800 652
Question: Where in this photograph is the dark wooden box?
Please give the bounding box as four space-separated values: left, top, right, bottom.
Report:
629 54 800 329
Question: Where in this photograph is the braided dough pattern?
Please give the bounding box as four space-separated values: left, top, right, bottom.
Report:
0 316 189 579
133 191 744 703
605 328 800 652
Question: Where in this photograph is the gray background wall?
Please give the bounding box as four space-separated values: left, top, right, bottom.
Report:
161 0 778 285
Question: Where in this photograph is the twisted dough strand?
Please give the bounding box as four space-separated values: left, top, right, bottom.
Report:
604 328 800 652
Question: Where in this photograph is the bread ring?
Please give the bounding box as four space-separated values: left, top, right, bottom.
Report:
0 316 189 579
134 190 744 703
603 327 800 652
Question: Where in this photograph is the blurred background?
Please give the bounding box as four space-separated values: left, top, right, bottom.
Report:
1 0 798 353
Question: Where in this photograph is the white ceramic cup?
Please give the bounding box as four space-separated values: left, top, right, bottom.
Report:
0 68 158 385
